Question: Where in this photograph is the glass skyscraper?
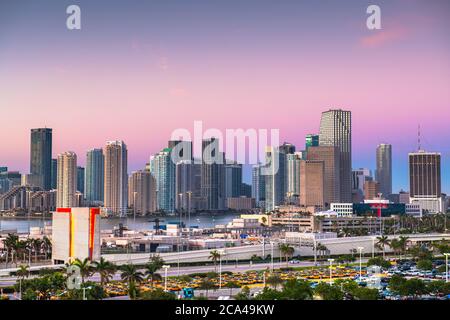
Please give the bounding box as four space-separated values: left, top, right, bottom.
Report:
319 109 352 202
85 149 104 203
150 148 176 213
30 128 52 190
376 144 392 197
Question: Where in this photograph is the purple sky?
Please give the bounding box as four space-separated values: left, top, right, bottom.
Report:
0 0 449 192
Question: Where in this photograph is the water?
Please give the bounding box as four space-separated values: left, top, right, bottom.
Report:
0 213 240 233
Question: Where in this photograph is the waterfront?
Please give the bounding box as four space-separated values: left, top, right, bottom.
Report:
0 213 240 233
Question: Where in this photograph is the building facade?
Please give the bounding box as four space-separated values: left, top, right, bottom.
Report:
319 109 352 202
376 144 392 198
30 128 52 190
104 141 128 216
56 151 77 208
299 160 325 209
85 148 104 204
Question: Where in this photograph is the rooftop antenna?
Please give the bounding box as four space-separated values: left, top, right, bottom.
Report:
418 124 421 151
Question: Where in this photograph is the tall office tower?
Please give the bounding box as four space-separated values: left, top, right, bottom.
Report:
77 167 85 194
175 160 201 211
409 150 442 213
30 128 52 190
299 160 325 209
225 162 243 199
51 159 57 189
85 149 104 204
56 151 77 208
252 163 266 207
364 180 380 200
241 183 252 198
351 168 372 202
319 109 352 202
307 146 340 207
305 134 319 149
168 140 193 160
264 145 287 212
376 144 392 198
286 153 301 196
150 148 176 213
128 170 155 215
201 138 226 211
104 141 128 216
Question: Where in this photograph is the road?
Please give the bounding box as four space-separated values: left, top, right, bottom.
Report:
0 259 370 288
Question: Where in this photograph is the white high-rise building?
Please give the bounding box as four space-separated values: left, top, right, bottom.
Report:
104 141 128 216
56 151 77 208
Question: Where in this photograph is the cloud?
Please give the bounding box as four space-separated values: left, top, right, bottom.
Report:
360 26 409 48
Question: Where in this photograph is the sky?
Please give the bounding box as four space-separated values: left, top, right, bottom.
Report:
0 0 449 192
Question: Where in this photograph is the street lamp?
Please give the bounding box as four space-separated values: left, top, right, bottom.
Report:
328 258 335 285
162 265 171 291
218 249 225 289
444 253 449 283
270 241 275 272
357 247 364 280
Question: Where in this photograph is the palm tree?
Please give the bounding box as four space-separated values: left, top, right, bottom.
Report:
376 235 390 259
16 264 30 280
279 243 294 267
31 238 43 263
71 258 93 284
3 234 19 266
145 255 164 288
92 257 116 287
209 250 221 272
398 236 410 259
198 278 214 298
120 264 144 299
266 274 283 290
42 236 52 260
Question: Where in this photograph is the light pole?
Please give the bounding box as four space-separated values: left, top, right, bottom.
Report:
218 249 225 289
328 258 334 285
372 237 375 259
270 241 274 272
187 191 192 240
162 265 170 291
357 246 364 280
444 253 449 283
133 191 137 229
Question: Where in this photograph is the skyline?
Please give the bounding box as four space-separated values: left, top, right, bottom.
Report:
1 0 450 192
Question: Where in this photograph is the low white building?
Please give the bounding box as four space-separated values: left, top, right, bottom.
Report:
330 203 353 216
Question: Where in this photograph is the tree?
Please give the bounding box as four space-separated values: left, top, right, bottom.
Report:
314 282 344 300
120 264 144 299
198 278 215 298
16 264 30 281
266 274 283 290
92 257 116 287
145 255 164 288
376 235 390 259
278 244 295 267
225 281 240 296
71 258 93 284
281 279 313 300
254 287 284 300
208 250 221 272
416 259 433 271
367 257 391 269
234 286 251 300
42 236 52 260
140 288 176 300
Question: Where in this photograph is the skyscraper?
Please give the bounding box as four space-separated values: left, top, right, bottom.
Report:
307 146 340 206
30 128 52 190
175 160 201 211
128 170 156 215
85 149 104 204
201 138 226 211
252 163 266 207
56 151 77 208
376 144 392 198
364 180 380 200
225 162 243 199
286 153 302 197
104 141 128 216
299 160 324 209
77 167 85 194
150 148 176 213
51 159 57 190
264 145 287 212
319 109 352 202
305 134 319 149
409 150 442 213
